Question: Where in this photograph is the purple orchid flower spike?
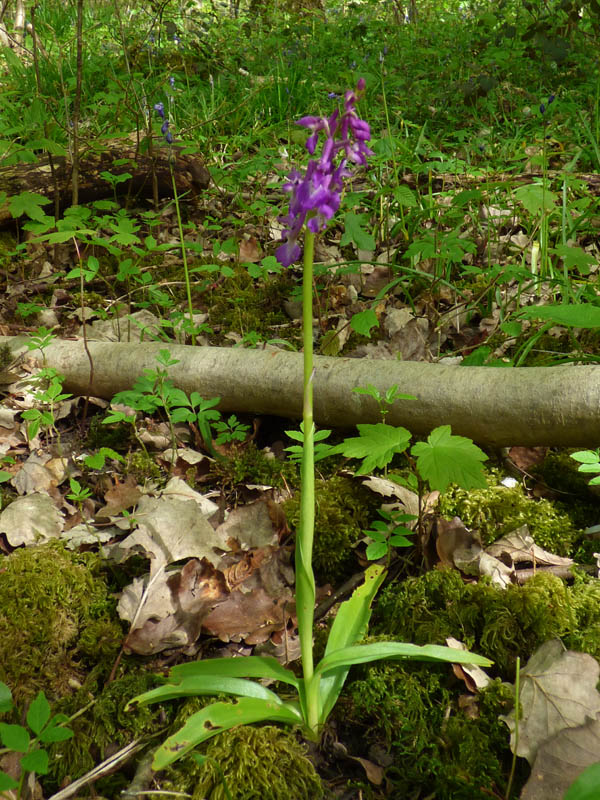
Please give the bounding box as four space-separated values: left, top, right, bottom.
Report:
276 79 371 268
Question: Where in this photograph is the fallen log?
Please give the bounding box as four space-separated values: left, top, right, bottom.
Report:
0 137 210 226
3 337 599 447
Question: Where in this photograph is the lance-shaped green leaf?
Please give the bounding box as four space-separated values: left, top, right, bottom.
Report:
318 565 386 721
315 641 493 677
168 655 300 689
152 697 304 770
127 675 284 708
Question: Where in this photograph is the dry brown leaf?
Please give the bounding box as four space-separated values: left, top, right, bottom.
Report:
501 639 600 764
520 717 600 800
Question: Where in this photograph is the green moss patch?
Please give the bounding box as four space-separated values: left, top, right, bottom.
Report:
0 543 123 704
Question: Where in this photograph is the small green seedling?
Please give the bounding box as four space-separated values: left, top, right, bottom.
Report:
363 507 417 562
570 449 600 486
285 422 334 463
66 478 93 506
214 415 251 445
353 383 416 422
0 682 73 796
21 368 72 442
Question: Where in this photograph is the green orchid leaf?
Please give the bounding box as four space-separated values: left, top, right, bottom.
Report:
517 303 600 328
316 641 492 677
319 565 386 721
168 655 300 689
127 675 284 709
152 697 303 770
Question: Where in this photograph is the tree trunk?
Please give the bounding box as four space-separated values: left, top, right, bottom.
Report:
3 336 599 447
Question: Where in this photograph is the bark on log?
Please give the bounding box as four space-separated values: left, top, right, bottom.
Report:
0 138 210 226
3 337 599 447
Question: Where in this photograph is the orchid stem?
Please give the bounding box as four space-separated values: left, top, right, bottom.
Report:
297 228 318 732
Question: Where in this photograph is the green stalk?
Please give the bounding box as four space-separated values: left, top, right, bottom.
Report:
170 166 196 345
296 229 318 732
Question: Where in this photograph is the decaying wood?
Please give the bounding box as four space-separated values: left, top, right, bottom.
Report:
0 136 211 226
2 336 599 447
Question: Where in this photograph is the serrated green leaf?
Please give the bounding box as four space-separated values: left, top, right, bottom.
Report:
552 244 596 274
392 185 418 207
411 425 487 492
350 308 379 337
340 212 375 251
8 192 51 221
514 183 557 214
0 723 30 752
20 748 49 775
26 692 51 735
332 423 411 475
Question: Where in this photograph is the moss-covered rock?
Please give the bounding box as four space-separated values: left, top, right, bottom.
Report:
439 474 577 554
373 568 600 675
344 662 520 799
164 724 323 800
0 543 123 704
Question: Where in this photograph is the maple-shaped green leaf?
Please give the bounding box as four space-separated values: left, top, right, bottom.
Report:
411 425 488 492
350 309 379 337
8 192 50 221
332 424 411 475
340 212 376 251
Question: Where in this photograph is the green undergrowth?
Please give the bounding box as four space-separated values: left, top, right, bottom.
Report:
0 542 123 704
343 566 600 796
210 441 298 491
204 269 297 345
439 471 579 554
344 663 521 799
46 671 165 794
372 568 600 675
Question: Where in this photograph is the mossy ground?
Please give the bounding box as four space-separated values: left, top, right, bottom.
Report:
163 724 324 800
0 543 123 704
439 471 579 554
284 474 380 584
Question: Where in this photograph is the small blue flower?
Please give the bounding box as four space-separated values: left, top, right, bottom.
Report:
548 93 555 104
154 102 165 119
169 75 176 89
540 103 546 114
